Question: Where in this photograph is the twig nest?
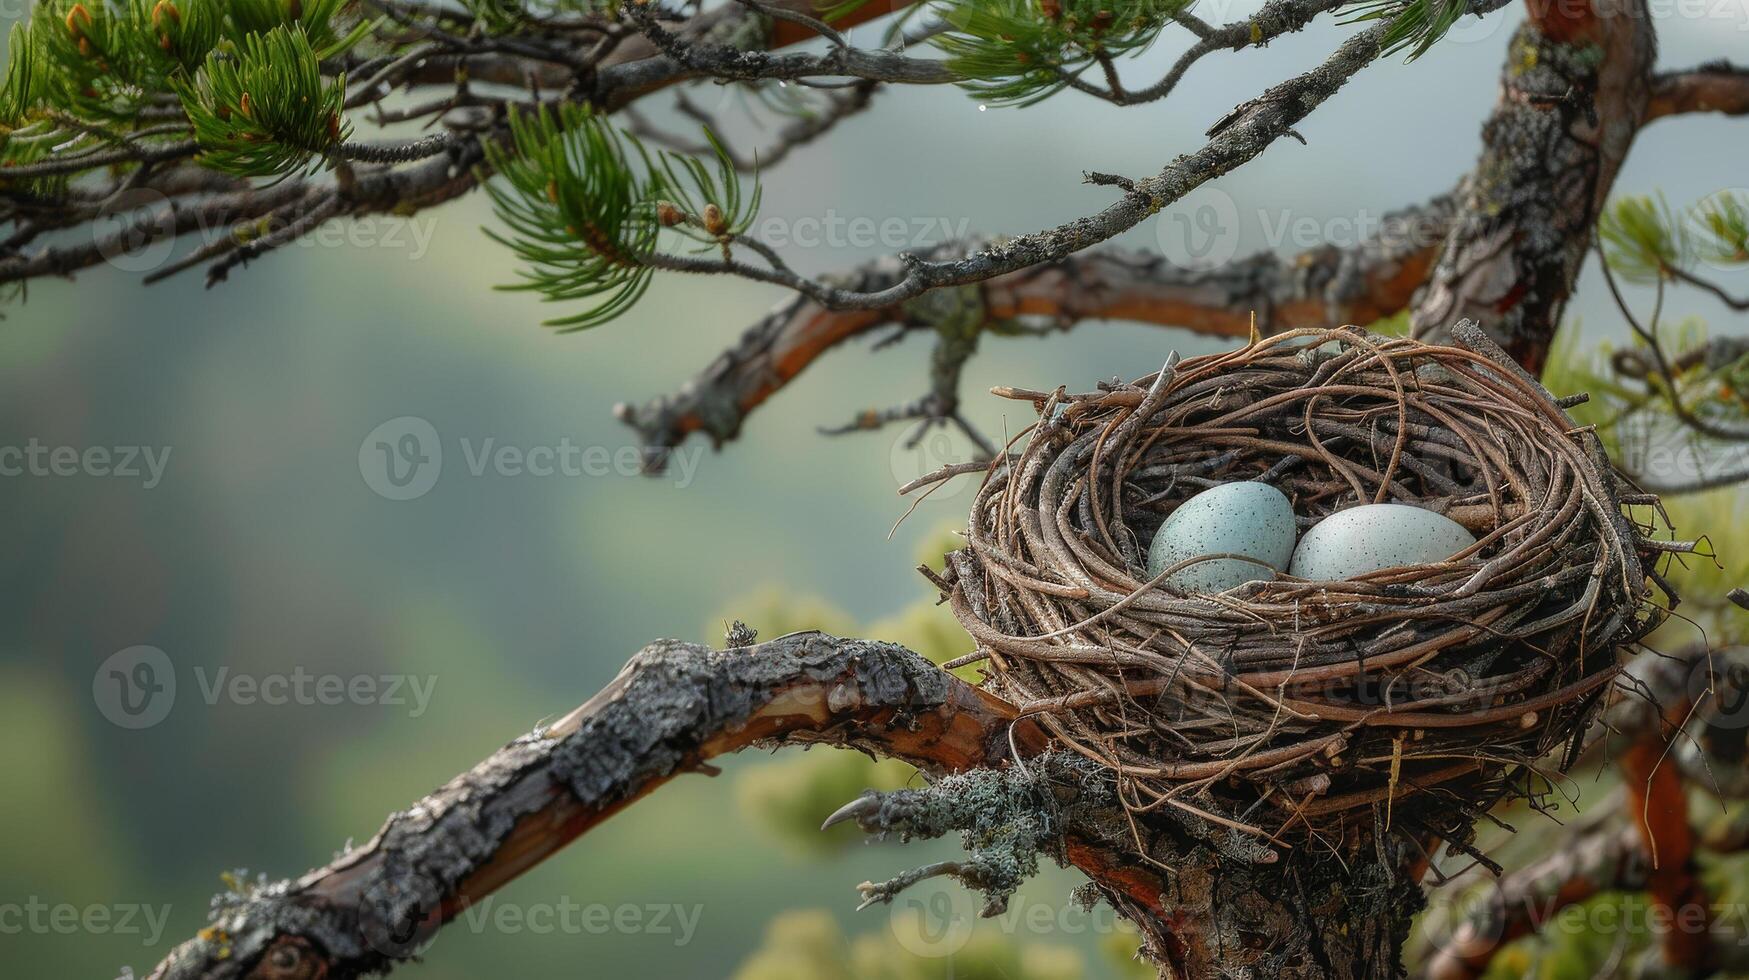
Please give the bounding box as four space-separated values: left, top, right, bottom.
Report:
932 325 1669 845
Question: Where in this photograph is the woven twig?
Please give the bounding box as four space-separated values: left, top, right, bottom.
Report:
928 324 1672 843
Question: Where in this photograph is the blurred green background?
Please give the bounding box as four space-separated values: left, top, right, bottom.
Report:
3 2 1748 978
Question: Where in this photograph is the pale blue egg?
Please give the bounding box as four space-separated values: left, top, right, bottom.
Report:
1289 503 1477 581
1146 482 1297 594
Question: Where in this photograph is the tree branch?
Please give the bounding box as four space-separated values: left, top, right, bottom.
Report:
1421 822 1648 980
1421 643 1731 979
143 631 1032 980
1647 60 1749 121
1611 644 1714 972
618 192 1456 467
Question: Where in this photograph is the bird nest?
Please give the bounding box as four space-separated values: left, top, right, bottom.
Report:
928 325 1668 846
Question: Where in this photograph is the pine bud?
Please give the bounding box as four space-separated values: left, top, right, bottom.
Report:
1039 0 1060 19
238 93 253 119
288 0 304 18
546 180 559 204
151 0 181 30
1090 9 1114 31
65 4 93 38
66 5 98 59
327 112 342 143
656 201 684 227
702 203 726 236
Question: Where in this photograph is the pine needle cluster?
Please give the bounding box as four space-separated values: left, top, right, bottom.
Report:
483 105 760 330
932 0 1189 106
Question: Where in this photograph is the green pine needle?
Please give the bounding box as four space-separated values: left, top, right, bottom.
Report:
2 24 42 124
1693 191 1749 268
6 0 359 129
1599 194 1687 284
176 24 349 177
483 105 760 331
1343 0 1475 61
485 106 659 331
932 0 1187 107
24 0 227 120
226 0 351 50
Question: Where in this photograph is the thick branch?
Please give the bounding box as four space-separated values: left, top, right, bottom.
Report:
143 632 1026 980
139 621 1436 980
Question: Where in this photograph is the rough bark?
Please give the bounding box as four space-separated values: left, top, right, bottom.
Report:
142 634 1029 980
1410 0 1657 373
1119 832 1425 979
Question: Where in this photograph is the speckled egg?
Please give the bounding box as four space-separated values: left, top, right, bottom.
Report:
1288 503 1477 581
1146 482 1297 594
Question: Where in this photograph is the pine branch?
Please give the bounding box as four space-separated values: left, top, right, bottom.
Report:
591 12 1414 325
133 624 1450 980
174 25 350 177
1 0 1473 328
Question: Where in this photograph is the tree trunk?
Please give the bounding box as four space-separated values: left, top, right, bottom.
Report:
1411 0 1655 371
1114 835 1425 979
